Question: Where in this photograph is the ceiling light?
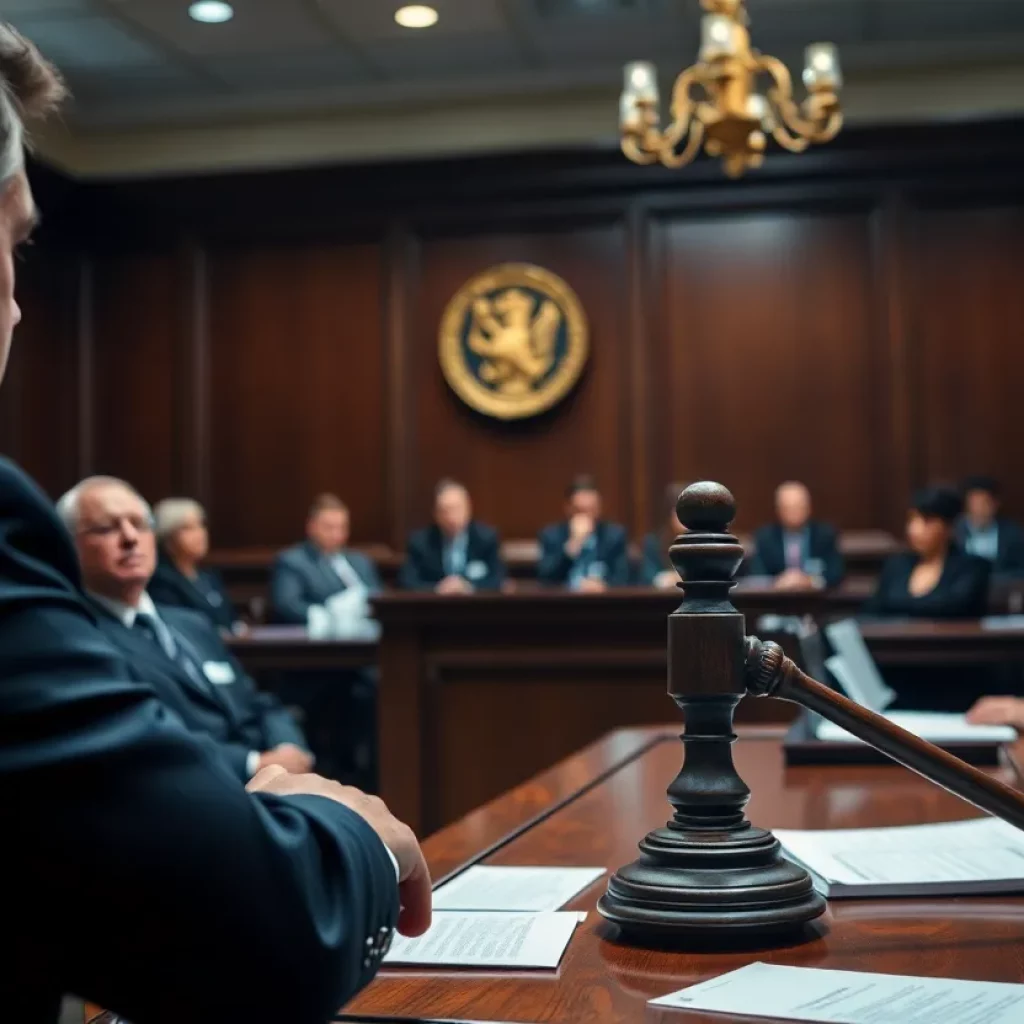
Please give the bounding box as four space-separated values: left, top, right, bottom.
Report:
395 5 439 29
189 1 234 24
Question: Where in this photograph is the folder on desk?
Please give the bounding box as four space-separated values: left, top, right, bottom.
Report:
783 619 1016 766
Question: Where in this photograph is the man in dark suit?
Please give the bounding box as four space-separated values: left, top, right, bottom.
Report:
538 475 630 591
0 30 428 1021
957 476 1024 580
270 493 382 624
59 476 316 783
400 479 505 592
750 481 845 589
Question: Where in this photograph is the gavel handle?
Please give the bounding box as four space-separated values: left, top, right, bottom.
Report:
745 637 1024 831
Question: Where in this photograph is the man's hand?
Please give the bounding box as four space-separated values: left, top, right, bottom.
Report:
258 743 315 774
436 575 473 595
565 513 595 558
774 568 814 591
653 570 678 590
247 767 432 937
967 696 1024 730
577 576 607 594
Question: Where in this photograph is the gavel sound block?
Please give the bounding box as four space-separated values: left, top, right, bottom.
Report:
597 481 1024 946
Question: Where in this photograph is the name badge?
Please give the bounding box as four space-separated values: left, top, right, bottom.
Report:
203 661 236 685
465 560 488 581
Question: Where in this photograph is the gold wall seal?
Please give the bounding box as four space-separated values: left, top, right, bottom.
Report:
439 263 589 420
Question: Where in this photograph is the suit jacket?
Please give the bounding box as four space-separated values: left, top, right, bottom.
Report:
863 550 991 619
270 541 382 625
88 598 307 782
0 457 397 1024
638 532 673 586
955 517 1024 579
749 521 845 588
147 557 239 632
537 520 630 587
398 521 505 591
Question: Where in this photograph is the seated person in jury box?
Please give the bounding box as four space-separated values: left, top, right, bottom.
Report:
270 492 382 625
58 476 315 782
749 480 845 589
956 475 1024 580
148 496 242 634
638 482 688 588
538 475 630 592
864 485 991 620
399 478 505 593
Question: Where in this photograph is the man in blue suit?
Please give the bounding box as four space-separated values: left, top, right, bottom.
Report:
59 476 316 783
537 475 630 591
957 476 1024 581
270 493 382 624
0 28 429 1022
400 479 506 593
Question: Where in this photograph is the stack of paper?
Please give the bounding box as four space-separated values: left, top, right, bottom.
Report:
383 865 604 969
651 963 1024 1023
815 710 1016 745
775 818 1024 898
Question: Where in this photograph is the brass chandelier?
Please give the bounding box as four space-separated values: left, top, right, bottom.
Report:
619 0 843 178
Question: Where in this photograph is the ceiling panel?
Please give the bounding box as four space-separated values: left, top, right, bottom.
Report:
64 62 207 101
367 32 526 77
872 0 1024 42
0 0 91 13
214 48 367 90
111 0 334 56
5 13 167 69
320 0 509 39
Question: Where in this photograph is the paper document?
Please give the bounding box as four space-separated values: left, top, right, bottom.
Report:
815 710 1016 745
651 962 1024 1023
433 866 605 912
823 621 897 710
383 912 580 968
776 817 1024 898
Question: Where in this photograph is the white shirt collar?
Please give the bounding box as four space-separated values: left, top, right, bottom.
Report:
90 590 159 629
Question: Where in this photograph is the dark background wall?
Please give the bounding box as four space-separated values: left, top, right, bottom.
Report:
8 121 1024 550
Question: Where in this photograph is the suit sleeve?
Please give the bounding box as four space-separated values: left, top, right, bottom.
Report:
821 525 846 588
481 530 506 591
1002 522 1024 577
359 554 384 596
748 528 770 577
606 527 631 587
0 521 398 1023
537 527 573 585
862 556 900 616
268 555 311 625
398 534 431 591
638 534 663 586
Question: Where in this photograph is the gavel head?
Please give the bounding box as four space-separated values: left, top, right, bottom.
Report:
667 482 748 700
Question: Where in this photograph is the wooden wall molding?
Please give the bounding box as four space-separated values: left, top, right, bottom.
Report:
14 121 1024 540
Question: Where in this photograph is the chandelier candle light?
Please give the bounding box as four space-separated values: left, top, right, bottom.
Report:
619 0 842 178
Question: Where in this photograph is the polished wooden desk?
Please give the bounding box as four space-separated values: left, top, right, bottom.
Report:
373 589 1024 835
227 625 377 672
347 726 1024 1024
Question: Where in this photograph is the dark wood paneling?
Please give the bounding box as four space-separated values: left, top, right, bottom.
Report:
409 225 630 540
13 123 1024 542
913 205 1024 518
206 242 387 548
0 253 81 497
653 209 882 532
91 251 179 502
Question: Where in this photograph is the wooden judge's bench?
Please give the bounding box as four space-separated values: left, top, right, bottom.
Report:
345 725 1024 1023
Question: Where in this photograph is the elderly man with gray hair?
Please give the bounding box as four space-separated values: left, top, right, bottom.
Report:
148 495 241 633
0 24 429 1023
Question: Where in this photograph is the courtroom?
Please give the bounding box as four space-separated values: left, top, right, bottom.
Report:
2 1 1024 1023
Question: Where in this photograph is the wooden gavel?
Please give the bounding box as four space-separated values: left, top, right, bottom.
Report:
598 481 1024 946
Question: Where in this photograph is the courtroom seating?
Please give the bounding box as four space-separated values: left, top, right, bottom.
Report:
208 530 904 620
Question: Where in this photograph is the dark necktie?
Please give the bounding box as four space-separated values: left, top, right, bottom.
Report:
134 613 213 695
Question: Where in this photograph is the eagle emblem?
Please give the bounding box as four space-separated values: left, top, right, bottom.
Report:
439 264 589 420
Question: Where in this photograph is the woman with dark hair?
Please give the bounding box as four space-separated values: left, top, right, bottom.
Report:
865 486 991 619
638 482 688 587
